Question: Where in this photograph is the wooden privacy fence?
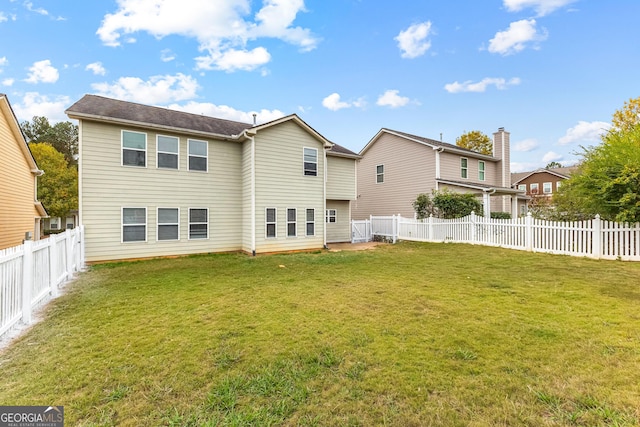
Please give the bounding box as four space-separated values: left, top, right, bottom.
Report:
353 213 640 261
0 226 85 338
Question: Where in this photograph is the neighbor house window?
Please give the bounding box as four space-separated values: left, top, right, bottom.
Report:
306 209 315 236
478 161 485 181
543 182 553 194
266 208 277 238
461 158 468 179
122 207 146 242
157 135 179 169
287 208 297 237
304 148 318 176
530 183 539 194
189 208 208 239
518 184 526 191
122 130 146 167
157 208 179 241
326 209 337 223
556 181 562 190
376 165 384 183
188 139 208 172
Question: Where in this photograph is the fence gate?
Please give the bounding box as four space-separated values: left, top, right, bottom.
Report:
351 220 371 243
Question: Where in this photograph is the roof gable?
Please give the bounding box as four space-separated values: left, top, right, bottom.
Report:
0 94 42 175
511 166 577 184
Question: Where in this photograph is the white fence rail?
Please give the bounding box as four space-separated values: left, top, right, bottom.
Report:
353 213 640 261
1 226 85 338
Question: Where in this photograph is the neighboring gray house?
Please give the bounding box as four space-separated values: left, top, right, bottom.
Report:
66 95 359 262
352 127 523 219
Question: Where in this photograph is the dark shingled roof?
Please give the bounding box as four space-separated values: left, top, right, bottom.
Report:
66 94 252 137
327 143 359 157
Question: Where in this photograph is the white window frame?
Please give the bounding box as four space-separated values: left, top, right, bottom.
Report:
478 161 485 181
122 207 147 243
461 158 468 179
266 208 277 238
556 181 562 190
530 183 539 194
157 135 179 170
306 209 315 237
188 139 208 172
122 130 147 167
287 208 297 237
376 164 384 183
157 207 180 241
543 182 553 194
518 184 526 191
325 209 337 223
303 147 318 176
188 208 209 240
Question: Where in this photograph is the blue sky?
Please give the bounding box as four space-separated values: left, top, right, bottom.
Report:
1 0 639 172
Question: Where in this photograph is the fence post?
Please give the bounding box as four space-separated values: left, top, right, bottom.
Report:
470 211 476 244
65 228 73 279
21 240 34 324
525 212 533 251
48 236 58 297
428 214 434 241
592 215 601 259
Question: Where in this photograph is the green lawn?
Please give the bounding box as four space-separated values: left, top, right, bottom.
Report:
1 242 639 426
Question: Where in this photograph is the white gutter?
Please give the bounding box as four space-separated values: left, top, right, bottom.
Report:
242 129 257 255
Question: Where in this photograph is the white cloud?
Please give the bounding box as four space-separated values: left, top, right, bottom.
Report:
542 151 563 163
91 73 199 104
321 93 366 111
376 90 410 108
2 78 14 86
558 120 610 145
24 1 48 16
97 0 319 72
488 19 547 55
503 0 576 16
514 138 539 152
86 62 106 76
511 162 540 173
0 12 7 22
25 59 59 84
444 77 521 93
12 92 71 122
395 21 433 59
160 49 176 62
0 56 7 68
166 101 285 124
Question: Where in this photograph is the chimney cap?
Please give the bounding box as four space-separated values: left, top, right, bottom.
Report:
498 127 504 132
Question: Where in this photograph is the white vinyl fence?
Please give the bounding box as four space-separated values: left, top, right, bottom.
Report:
0 226 85 337
352 213 640 261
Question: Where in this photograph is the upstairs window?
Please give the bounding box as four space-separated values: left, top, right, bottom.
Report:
157 135 179 169
461 158 468 179
518 184 526 191
287 208 297 237
122 130 146 167
376 165 384 183
530 183 539 195
556 181 562 190
543 182 553 194
478 161 485 181
304 148 318 176
188 139 208 172
266 208 277 238
157 208 179 241
122 207 146 242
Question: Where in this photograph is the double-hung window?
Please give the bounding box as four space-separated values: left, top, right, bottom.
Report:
518 184 526 191
122 130 146 167
157 208 179 241
157 135 179 169
266 208 277 238
460 158 468 179
306 209 315 236
376 165 384 183
122 207 146 242
325 209 337 223
189 208 208 239
287 208 297 237
188 139 208 172
478 161 485 181
303 148 318 176
530 183 539 194
543 182 553 194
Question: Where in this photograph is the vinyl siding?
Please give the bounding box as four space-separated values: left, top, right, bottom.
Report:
326 156 356 200
80 121 243 261
352 133 437 219
326 200 351 243
253 121 325 253
0 108 39 249
439 152 499 186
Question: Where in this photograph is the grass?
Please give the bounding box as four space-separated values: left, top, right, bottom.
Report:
0 241 639 426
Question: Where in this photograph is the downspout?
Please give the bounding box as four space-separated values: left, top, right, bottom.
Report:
241 129 257 256
323 147 329 249
433 146 444 190
483 188 497 217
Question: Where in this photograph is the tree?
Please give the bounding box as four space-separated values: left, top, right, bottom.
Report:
455 130 492 155
412 193 435 219
21 116 78 165
611 96 640 134
545 161 563 169
29 143 78 219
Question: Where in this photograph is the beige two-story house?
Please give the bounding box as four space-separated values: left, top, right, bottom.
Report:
352 127 523 219
0 94 48 249
66 95 359 262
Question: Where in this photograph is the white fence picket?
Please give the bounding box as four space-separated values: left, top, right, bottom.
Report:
0 226 85 338
357 213 640 261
